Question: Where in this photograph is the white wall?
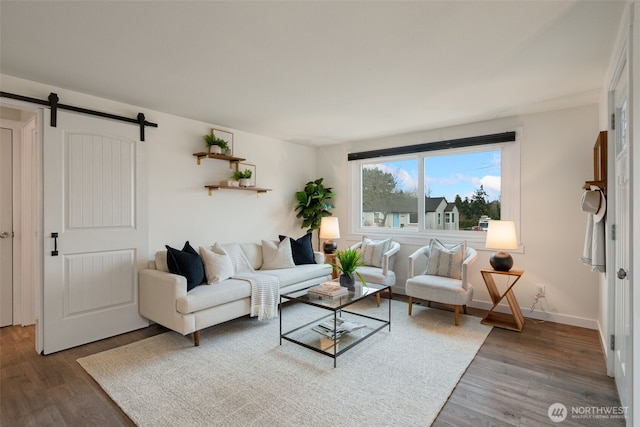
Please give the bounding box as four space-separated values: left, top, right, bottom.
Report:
0 74 320 261
317 104 602 328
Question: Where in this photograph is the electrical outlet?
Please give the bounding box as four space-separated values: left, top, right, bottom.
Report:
536 285 546 298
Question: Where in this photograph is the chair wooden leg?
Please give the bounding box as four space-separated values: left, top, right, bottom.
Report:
376 293 381 307
194 330 200 346
427 301 431 308
388 287 393 299
408 296 413 316
454 306 460 326
463 305 468 314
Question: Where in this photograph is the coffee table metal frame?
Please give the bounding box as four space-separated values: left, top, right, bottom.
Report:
279 283 390 367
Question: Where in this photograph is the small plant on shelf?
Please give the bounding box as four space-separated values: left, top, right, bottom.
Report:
232 168 253 187
232 169 252 180
203 133 229 154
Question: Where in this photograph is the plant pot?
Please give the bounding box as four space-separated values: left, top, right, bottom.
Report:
239 178 250 187
224 149 232 156
209 145 222 154
339 274 355 289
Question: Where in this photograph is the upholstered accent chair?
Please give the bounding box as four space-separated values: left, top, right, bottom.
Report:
350 238 400 298
405 240 478 326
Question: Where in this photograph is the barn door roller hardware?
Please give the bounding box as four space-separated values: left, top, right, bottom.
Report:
0 91 158 141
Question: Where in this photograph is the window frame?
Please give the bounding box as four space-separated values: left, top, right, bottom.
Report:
348 131 521 248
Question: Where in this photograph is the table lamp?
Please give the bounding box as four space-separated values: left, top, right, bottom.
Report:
319 217 340 254
485 220 518 271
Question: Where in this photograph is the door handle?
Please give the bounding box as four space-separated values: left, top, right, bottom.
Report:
51 232 59 256
0 232 9 238
617 268 627 280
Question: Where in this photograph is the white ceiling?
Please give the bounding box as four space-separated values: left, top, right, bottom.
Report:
0 1 626 146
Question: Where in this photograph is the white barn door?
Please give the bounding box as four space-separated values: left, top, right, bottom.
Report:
42 109 148 354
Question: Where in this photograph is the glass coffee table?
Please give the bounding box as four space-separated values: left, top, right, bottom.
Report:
279 283 390 367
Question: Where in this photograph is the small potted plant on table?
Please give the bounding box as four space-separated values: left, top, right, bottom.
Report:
330 248 366 289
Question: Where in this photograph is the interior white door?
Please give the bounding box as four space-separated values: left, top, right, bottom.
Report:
613 59 630 411
0 127 13 327
42 109 148 354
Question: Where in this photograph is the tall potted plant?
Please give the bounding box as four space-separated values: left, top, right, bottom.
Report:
294 178 336 248
330 248 366 288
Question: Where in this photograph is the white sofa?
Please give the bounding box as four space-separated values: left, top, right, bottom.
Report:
139 242 332 346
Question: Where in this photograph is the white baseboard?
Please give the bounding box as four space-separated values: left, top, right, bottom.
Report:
395 287 599 330
467 300 599 330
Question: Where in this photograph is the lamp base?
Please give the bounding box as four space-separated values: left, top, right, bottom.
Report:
323 240 337 254
490 251 513 271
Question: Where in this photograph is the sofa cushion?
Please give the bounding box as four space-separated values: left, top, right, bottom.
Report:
238 243 263 270
199 246 234 285
165 241 205 291
355 265 396 287
279 234 315 265
406 274 473 306
221 242 256 274
261 239 296 269
176 278 251 314
260 263 332 288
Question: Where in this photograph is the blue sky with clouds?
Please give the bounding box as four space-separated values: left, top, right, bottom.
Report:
373 149 502 202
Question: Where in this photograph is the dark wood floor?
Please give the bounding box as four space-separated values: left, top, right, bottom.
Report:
1 302 623 427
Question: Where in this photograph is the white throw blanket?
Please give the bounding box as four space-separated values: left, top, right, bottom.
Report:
223 243 280 320
581 213 606 273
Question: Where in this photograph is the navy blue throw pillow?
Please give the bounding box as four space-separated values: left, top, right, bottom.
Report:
279 234 315 265
165 241 205 291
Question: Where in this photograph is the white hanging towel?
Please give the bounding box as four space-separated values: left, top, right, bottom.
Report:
581 208 606 273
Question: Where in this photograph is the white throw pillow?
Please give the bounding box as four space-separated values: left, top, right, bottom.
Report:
221 242 255 274
261 239 296 270
425 239 466 280
155 250 169 272
199 246 234 285
360 237 392 267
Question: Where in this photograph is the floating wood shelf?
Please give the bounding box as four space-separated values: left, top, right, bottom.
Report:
193 152 245 166
204 185 271 196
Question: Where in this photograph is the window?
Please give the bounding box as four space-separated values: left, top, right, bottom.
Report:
425 149 501 230
350 131 520 241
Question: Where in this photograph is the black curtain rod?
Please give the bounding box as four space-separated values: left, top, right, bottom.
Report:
348 131 517 161
0 91 158 141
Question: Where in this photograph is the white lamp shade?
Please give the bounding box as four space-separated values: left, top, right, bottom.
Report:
319 217 340 239
485 220 518 250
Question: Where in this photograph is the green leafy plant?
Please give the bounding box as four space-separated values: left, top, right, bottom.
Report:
232 169 252 180
294 178 336 235
203 133 229 151
330 248 366 286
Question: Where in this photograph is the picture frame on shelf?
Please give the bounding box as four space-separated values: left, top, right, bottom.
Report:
237 162 256 187
212 128 234 156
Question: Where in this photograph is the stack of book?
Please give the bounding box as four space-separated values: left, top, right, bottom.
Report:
312 317 366 340
307 281 349 299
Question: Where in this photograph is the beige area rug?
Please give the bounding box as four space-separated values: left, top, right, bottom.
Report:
78 299 492 427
